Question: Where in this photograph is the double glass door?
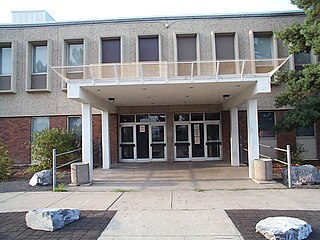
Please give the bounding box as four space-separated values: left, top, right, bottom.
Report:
174 113 221 161
120 124 166 162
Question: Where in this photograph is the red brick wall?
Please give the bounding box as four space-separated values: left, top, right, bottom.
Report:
0 117 32 165
238 111 248 163
50 116 67 129
92 114 102 166
222 111 230 161
109 114 119 163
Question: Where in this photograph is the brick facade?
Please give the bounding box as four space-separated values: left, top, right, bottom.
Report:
0 117 32 165
222 111 231 162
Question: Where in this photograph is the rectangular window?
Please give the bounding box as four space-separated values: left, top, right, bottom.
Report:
215 34 235 60
177 34 197 76
0 46 12 75
102 38 121 63
0 44 12 91
68 116 82 137
138 36 159 62
294 52 311 71
32 117 50 134
296 125 315 137
32 45 47 74
29 42 48 90
254 33 272 59
258 111 275 138
68 43 83 67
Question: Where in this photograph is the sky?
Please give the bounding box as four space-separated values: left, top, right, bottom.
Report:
0 0 300 23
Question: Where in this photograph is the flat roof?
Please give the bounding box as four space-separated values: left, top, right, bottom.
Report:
0 10 304 28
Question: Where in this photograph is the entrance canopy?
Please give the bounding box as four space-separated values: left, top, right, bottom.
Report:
50 57 291 112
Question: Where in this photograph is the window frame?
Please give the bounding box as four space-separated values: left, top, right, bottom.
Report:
31 117 50 135
137 35 161 62
258 111 276 138
0 42 16 93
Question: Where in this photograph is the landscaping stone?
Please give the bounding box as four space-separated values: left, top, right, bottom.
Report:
29 170 52 186
256 216 312 240
25 208 80 231
283 164 320 185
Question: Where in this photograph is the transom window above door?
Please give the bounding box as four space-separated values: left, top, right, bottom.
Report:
174 112 220 122
120 114 166 123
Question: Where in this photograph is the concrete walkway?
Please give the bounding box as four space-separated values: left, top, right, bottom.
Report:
1 164 319 239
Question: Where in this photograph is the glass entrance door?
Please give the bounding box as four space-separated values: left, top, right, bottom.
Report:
174 113 222 161
119 114 166 162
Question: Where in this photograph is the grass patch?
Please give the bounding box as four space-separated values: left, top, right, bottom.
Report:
53 183 67 192
194 188 209 192
112 188 135 193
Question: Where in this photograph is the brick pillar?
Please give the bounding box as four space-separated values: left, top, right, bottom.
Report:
222 111 231 162
93 114 102 167
276 111 296 159
109 114 118 163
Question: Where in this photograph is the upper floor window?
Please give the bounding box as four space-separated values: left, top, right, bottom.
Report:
215 34 235 60
102 38 121 63
176 34 198 76
254 33 272 59
138 35 159 62
258 111 275 138
27 41 51 91
0 46 12 76
68 42 83 67
32 45 47 74
294 52 311 71
0 44 13 92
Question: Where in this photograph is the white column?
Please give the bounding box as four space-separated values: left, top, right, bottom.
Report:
230 108 240 166
247 98 259 178
82 103 93 181
102 110 111 169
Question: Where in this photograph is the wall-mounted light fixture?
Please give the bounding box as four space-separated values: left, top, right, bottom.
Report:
108 97 115 103
223 94 230 100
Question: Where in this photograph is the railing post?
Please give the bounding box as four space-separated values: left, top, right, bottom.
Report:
52 148 57 192
287 144 292 189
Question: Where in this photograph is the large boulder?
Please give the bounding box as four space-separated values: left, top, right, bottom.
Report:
29 170 52 186
282 164 320 185
26 208 80 231
256 216 312 240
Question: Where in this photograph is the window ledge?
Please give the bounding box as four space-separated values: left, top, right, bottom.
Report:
26 89 51 93
0 90 16 94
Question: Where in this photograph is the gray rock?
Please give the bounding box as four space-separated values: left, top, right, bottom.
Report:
26 208 80 231
29 170 52 186
282 164 320 185
256 216 312 240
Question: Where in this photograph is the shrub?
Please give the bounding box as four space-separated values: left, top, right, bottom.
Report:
30 128 80 172
0 142 13 181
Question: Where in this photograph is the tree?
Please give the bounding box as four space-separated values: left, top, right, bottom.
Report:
275 0 320 131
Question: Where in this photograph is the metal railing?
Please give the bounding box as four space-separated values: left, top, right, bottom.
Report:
51 139 102 191
50 56 291 83
52 147 82 191
259 144 292 188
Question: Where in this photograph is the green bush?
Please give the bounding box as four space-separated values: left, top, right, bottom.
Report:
30 128 80 172
0 142 13 181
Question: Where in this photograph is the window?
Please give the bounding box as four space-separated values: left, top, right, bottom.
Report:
215 34 235 60
254 33 272 59
32 117 50 134
28 42 49 90
296 125 315 137
176 34 197 76
68 116 82 143
294 52 311 70
138 36 159 62
68 43 83 68
102 38 121 63
32 45 47 74
0 46 11 75
0 44 12 91
258 112 275 138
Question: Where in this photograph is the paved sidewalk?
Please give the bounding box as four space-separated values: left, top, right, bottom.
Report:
1 189 320 239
